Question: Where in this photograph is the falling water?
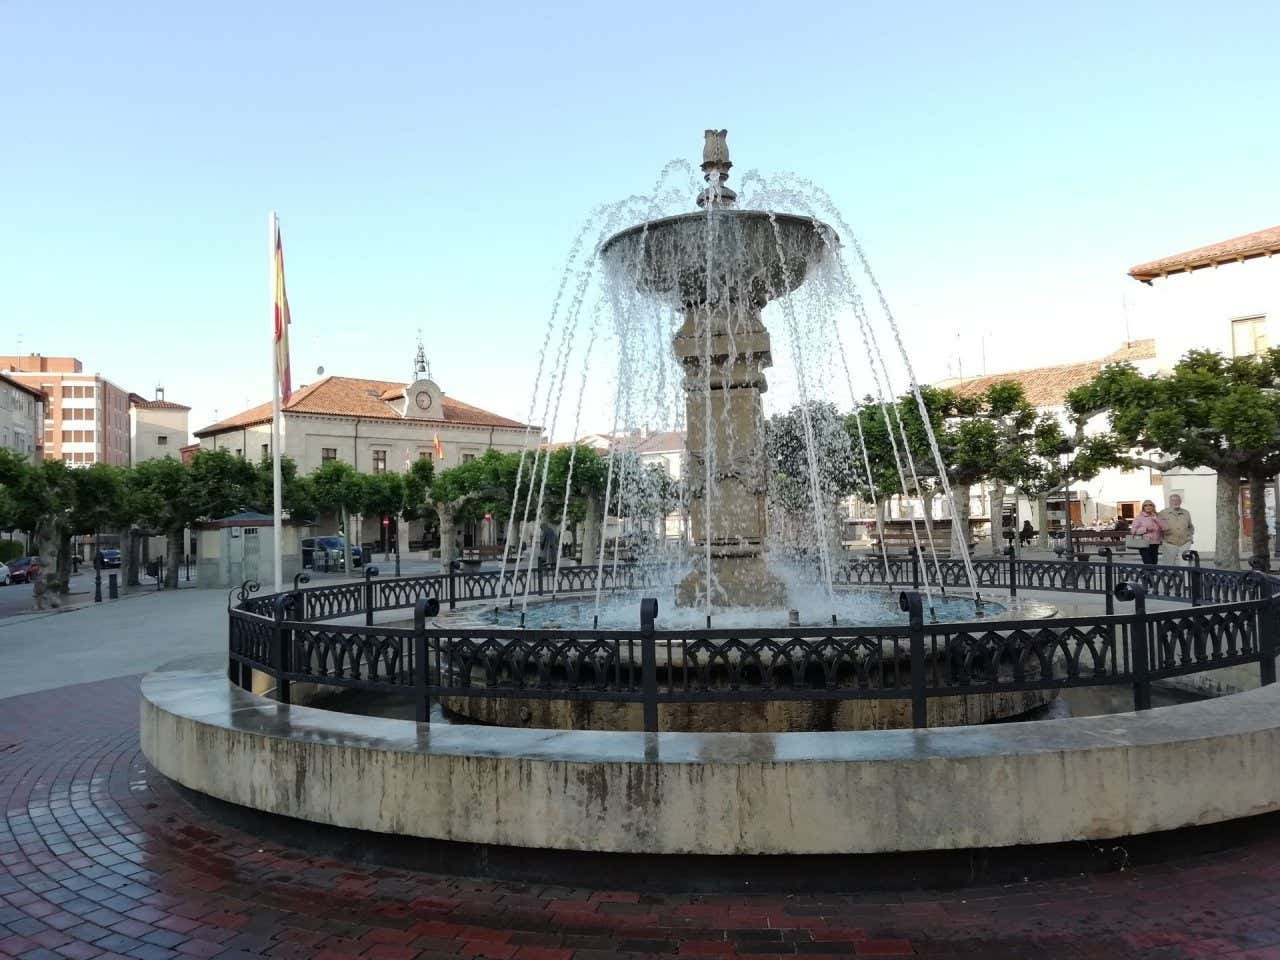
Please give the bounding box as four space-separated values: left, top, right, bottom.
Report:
502 135 980 628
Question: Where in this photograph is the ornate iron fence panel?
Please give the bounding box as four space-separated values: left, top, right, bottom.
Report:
288 624 415 689
430 628 644 701
375 575 442 611
1146 601 1264 679
927 615 1122 691
667 630 910 698
303 582 365 620
229 609 274 668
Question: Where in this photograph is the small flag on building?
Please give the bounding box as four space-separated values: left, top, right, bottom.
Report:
433 433 443 460
273 218 292 404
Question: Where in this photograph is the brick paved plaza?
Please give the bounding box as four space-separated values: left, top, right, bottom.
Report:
0 673 1278 959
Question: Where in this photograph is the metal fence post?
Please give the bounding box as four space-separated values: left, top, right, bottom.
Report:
1185 549 1202 606
363 565 379 626
272 595 292 705
292 572 310 621
1116 580 1150 711
448 559 458 611
640 597 659 734
909 546 920 590
413 596 436 723
900 591 927 729
1003 545 1017 597
1099 547 1114 615
1246 572 1278 686
537 562 545 596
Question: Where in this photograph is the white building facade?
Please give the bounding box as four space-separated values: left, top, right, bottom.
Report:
194 369 535 551
0 374 44 463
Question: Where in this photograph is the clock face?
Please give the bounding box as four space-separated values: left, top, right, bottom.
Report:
414 391 432 411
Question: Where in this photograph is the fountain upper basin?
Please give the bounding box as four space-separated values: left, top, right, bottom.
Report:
600 209 837 307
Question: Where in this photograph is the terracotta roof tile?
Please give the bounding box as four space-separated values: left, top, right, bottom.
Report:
939 341 1155 408
1129 225 1280 282
194 376 531 438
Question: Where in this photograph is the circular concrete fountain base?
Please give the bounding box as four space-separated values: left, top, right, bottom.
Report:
442 686 1057 731
142 657 1280 858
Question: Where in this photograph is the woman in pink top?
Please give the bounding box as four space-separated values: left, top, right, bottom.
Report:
1129 500 1167 566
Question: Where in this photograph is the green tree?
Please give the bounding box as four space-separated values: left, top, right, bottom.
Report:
430 450 510 566
1075 350 1280 569
359 472 407 559
765 403 856 561
309 460 365 571
128 457 194 588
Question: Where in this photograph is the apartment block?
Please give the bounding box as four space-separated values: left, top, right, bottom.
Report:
0 354 172 467
0 374 46 462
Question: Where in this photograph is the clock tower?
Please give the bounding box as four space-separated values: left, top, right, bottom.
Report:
405 340 441 420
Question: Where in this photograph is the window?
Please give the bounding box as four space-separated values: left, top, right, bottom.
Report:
322 447 338 462
1232 315 1268 357
234 448 242 457
59 429 95 443
156 435 168 446
261 442 270 460
372 450 387 474
1150 469 1163 486
462 453 476 463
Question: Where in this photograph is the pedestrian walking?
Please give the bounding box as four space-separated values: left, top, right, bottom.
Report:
1158 494 1195 566
1129 500 1167 565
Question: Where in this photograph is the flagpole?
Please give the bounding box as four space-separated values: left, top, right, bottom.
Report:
270 211 284 594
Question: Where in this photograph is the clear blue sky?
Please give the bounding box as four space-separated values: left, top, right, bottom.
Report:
3 1 1278 438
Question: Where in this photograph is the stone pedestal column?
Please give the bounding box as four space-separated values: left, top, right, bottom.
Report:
674 303 786 609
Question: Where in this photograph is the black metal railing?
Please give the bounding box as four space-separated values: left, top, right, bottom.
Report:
227 556 1280 731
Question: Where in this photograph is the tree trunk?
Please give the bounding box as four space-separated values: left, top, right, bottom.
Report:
125 528 141 587
1215 473 1242 570
950 483 971 557
1249 471 1271 570
989 480 1006 555
54 530 72 597
580 492 601 568
165 530 182 588
1036 496 1049 550
437 503 456 568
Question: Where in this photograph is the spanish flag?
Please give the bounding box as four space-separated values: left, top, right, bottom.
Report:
272 216 292 404
433 433 443 460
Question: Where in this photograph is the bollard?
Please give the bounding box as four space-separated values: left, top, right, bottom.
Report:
108 573 118 600
900 591 927 729
640 597 659 734
1003 545 1017 597
363 565 380 626
908 546 920 590
1116 579 1151 710
448 559 459 611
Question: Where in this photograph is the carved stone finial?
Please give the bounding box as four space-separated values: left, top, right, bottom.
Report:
702 129 730 167
697 129 737 208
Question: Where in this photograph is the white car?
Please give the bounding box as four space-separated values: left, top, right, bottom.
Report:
0 564 10 586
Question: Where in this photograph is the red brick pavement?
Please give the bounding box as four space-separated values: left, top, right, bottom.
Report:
3 677 1280 959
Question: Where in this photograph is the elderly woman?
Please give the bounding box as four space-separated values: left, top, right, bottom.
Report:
1129 500 1167 565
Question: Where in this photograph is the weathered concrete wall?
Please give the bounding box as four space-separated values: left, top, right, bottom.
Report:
141 658 1280 856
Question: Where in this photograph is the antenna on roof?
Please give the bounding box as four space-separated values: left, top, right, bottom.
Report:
1120 293 1132 346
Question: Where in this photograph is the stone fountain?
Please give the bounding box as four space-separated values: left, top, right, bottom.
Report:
600 131 836 609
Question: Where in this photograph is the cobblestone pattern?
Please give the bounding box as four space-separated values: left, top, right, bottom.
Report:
3 677 1280 958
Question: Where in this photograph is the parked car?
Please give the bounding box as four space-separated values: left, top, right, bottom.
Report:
302 536 363 570
6 556 44 584
0 564 9 586
98 549 122 568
